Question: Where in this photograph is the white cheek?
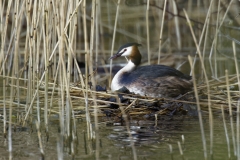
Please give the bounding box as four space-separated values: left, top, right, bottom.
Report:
121 47 132 56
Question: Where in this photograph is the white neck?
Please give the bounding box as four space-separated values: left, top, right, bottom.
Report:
121 60 136 72
111 60 136 91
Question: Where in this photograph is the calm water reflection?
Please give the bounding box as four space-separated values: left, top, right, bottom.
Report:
0 112 236 159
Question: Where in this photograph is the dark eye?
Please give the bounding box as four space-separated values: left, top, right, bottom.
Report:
120 48 127 54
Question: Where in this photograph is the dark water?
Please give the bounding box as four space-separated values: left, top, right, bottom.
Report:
0 111 237 160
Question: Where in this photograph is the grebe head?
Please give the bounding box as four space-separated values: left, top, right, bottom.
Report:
109 43 142 66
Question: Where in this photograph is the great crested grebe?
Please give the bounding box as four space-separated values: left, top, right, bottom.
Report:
110 43 193 98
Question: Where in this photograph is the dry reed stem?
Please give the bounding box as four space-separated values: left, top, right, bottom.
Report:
226 70 237 155
237 100 240 158
157 0 167 64
213 0 221 79
172 0 181 50
109 0 121 87
221 105 231 159
177 141 184 157
0 0 13 66
82 0 91 140
233 41 240 158
188 55 207 159
0 0 8 134
184 7 215 157
89 0 100 158
191 0 213 77
146 0 150 65
209 0 234 79
43 1 50 133
36 121 45 158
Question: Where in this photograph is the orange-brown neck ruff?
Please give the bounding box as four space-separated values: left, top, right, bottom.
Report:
128 45 141 66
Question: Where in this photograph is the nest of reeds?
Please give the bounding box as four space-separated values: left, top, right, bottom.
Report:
70 73 240 121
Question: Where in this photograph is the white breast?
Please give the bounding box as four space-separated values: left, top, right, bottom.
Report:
111 71 123 91
111 60 136 91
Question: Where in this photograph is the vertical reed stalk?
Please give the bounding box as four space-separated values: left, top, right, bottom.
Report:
32 0 40 123
188 55 207 159
89 0 100 159
177 141 184 159
225 69 236 155
73 1 78 83
50 60 60 112
201 1 211 67
69 1 79 82
1 0 13 139
236 100 240 158
15 0 24 126
2 42 6 139
209 0 234 78
0 0 3 135
184 8 212 157
0 0 13 66
95 0 99 66
61 0 74 142
58 69 65 158
64 0 84 87
8 4 18 158
58 0 67 140
213 0 221 78
51 1 58 80
31 0 37 125
26 0 36 116
82 0 92 140
36 121 45 158
43 0 50 135
208 0 220 79
8 80 13 160
169 144 173 159
65 2 75 147
9 1 22 158
71 109 78 158
67 1 73 83
23 73 46 126
97 1 105 60
191 0 213 76
157 0 167 64
57 133 64 160
89 0 95 83
172 0 181 50
181 135 185 147
65 1 83 153
233 41 240 158
106 0 112 48
146 0 150 65
221 105 231 158
109 0 121 87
